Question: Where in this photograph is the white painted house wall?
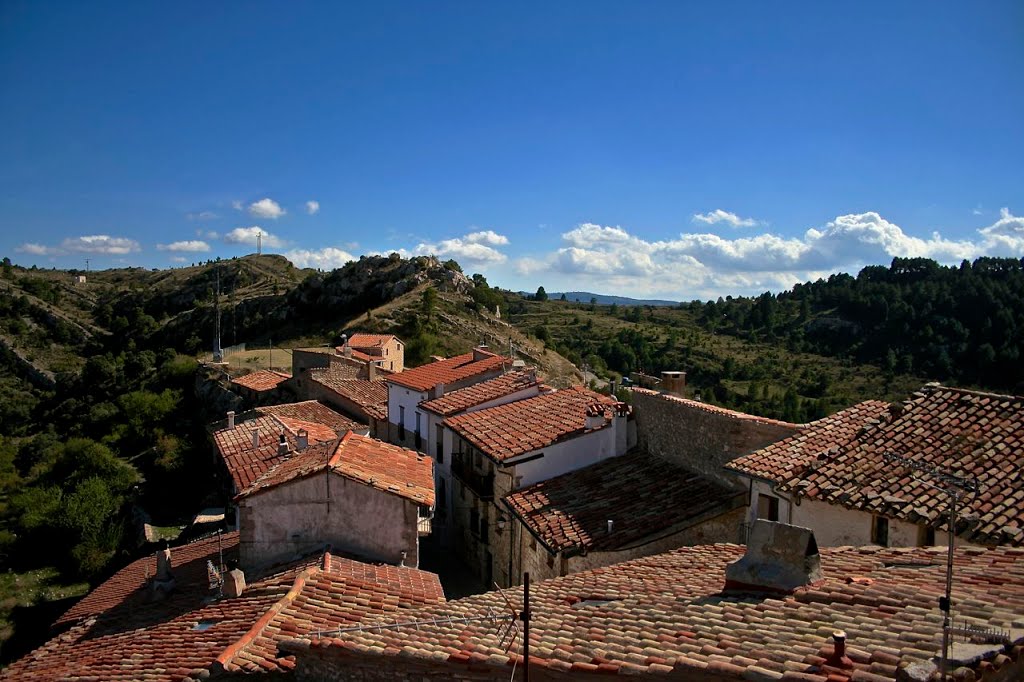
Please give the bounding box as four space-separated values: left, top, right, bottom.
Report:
512 422 621 488
386 384 428 449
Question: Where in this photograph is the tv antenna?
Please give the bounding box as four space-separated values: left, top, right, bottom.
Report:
881 451 980 682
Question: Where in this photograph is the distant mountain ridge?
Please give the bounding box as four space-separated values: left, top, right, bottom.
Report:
553 291 680 307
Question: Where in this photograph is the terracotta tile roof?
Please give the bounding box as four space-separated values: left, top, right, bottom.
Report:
10 532 443 681
777 384 1024 546
310 370 389 420
212 402 358 492
444 387 618 462
294 543 1024 680
632 387 804 428
419 370 545 417
218 553 444 675
725 400 890 483
504 454 745 554
231 369 291 392
257 400 361 435
237 432 434 507
347 333 396 350
386 350 510 392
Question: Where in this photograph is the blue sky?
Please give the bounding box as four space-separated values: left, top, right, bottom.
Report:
1 2 1022 299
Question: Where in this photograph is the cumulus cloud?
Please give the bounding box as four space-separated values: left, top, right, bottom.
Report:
411 230 511 265
157 240 211 252
224 227 285 248
285 247 356 270
248 198 285 219
464 230 509 246
17 243 54 256
692 209 761 228
305 200 320 215
187 211 218 221
62 235 141 255
519 210 1023 298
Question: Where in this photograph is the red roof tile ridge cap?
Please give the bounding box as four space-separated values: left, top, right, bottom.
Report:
214 564 320 670
328 432 353 468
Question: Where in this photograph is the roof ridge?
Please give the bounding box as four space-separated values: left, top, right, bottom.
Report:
328 431 353 468
214 564 321 671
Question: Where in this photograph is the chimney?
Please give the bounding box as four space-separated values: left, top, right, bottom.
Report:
826 630 853 668
223 569 246 598
585 404 606 430
607 519 614 534
251 429 259 449
367 361 377 382
227 411 235 430
343 344 352 359
151 543 176 597
472 346 490 361
278 433 289 456
296 429 308 451
399 550 407 568
725 520 822 593
608 379 617 396
434 382 445 398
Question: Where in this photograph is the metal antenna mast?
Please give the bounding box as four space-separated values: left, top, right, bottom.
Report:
881 451 979 681
213 267 223 361
257 230 262 255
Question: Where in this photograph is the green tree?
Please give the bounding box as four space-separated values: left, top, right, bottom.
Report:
421 286 438 321
535 286 548 302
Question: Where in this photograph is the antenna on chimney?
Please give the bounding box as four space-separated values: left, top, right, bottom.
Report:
881 451 979 682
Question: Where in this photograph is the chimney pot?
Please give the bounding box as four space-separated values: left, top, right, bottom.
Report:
223 569 246 598
297 429 308 451
399 550 407 567
278 433 289 456
607 519 614 534
828 630 853 667
251 429 259 449
227 411 235 430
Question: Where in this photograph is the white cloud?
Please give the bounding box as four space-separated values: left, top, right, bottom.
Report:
285 247 356 270
157 240 211 252
16 243 54 256
517 210 1022 298
170 256 188 263
61 235 141 255
232 200 244 211
411 231 510 265
187 211 218 221
464 230 509 246
692 209 761 228
224 226 285 248
248 198 285 219
305 200 320 215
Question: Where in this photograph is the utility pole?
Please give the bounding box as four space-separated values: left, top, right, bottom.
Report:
881 452 979 681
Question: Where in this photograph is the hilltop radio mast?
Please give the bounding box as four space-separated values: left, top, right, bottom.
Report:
213 267 223 362
256 230 263 256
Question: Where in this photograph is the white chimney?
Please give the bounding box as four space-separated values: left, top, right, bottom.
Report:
725 521 822 592
227 411 235 430
297 429 308 451
277 433 289 456
251 429 259 449
607 519 614 534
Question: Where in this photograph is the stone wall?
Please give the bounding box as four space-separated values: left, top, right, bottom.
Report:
632 389 802 487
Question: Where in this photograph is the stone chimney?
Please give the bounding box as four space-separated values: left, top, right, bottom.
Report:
725 520 822 593
296 429 308 451
151 544 176 597
661 371 686 397
223 568 246 598
277 433 289 456
472 346 490 361
367 361 377 382
434 382 445 398
227 411 235 430
251 429 259 449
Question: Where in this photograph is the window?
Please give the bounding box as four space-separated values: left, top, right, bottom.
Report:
872 516 889 547
919 524 935 546
398 406 405 440
436 425 444 464
414 412 422 450
757 494 780 522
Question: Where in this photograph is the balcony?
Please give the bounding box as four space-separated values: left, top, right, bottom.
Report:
452 458 495 501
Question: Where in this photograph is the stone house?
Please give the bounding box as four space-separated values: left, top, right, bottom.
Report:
417 369 549 546
235 431 435 571
442 386 635 586
726 384 1024 548
230 369 292 406
384 347 510 451
341 333 405 373
303 369 389 431
500 452 745 585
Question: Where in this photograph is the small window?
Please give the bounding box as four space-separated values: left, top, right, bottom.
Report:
757 494 780 522
872 516 889 547
919 525 935 547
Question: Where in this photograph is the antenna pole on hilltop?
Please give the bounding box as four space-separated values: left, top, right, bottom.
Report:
214 267 223 361
257 230 262 256
84 258 90 272
881 452 979 682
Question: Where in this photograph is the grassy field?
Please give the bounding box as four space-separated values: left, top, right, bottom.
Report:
223 347 294 373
